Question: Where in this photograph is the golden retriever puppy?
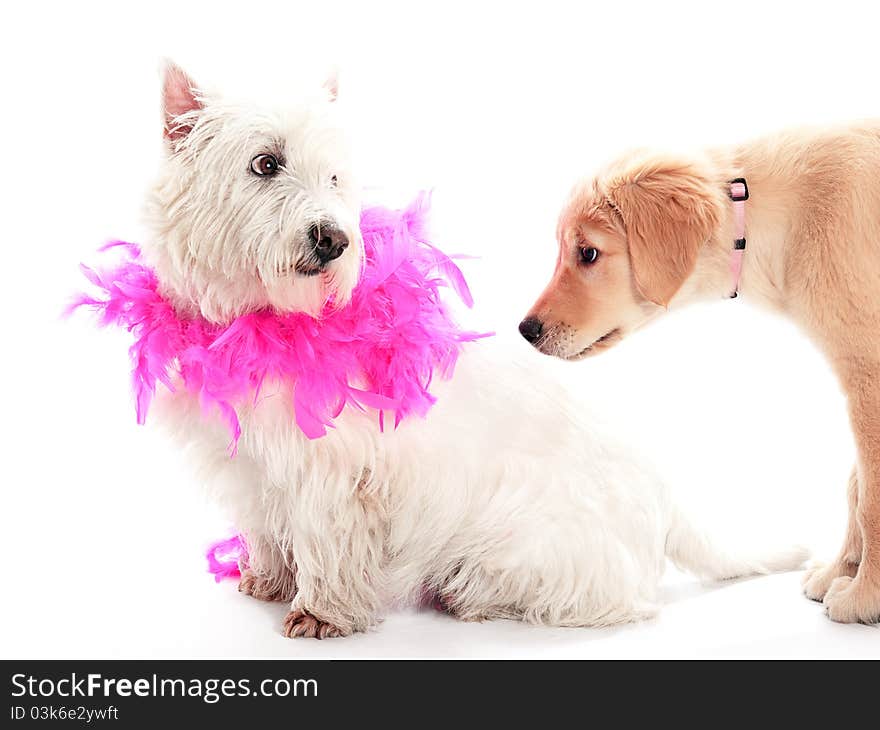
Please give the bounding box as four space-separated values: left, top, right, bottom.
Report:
521 122 880 624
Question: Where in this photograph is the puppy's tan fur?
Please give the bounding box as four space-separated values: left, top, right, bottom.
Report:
526 122 880 623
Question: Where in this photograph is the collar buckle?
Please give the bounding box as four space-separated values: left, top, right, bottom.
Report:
729 177 749 202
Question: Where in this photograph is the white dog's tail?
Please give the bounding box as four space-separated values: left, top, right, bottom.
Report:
665 508 809 581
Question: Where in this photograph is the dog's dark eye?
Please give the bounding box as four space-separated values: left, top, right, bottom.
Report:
580 247 600 265
330 175 338 187
250 154 279 176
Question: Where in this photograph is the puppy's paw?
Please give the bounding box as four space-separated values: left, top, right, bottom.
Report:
282 609 349 639
823 575 880 624
238 569 294 602
802 561 858 602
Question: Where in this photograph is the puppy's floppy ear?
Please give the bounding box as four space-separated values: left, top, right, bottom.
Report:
605 157 722 306
161 60 203 143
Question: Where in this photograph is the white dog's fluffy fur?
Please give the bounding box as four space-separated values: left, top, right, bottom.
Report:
147 64 807 638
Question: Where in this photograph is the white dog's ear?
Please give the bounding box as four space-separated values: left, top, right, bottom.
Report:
323 67 339 102
161 61 203 142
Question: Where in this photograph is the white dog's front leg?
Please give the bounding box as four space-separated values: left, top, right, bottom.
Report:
280 478 387 639
238 534 297 603
282 557 383 639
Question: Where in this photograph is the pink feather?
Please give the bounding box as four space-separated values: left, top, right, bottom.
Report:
205 534 248 582
70 193 492 452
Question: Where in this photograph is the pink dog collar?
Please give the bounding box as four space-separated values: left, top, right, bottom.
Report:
728 178 749 298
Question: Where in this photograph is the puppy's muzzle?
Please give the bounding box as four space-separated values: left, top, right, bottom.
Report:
309 223 349 264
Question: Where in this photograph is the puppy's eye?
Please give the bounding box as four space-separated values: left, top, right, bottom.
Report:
330 175 338 187
250 154 279 176
580 247 600 265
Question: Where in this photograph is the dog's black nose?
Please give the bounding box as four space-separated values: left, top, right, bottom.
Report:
309 223 349 264
518 317 544 343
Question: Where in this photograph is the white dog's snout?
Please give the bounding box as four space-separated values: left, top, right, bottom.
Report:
308 220 350 264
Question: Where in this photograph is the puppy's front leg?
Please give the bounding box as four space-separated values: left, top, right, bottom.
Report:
803 467 861 601
825 365 880 623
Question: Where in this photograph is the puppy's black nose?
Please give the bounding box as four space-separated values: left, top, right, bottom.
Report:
309 223 349 264
518 317 544 344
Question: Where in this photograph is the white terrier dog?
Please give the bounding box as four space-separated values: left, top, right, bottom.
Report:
145 63 806 639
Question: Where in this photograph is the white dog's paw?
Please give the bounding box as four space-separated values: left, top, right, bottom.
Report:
282 609 349 639
823 575 880 624
802 561 858 602
238 569 295 602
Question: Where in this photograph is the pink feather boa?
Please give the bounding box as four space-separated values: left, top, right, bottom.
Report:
72 193 490 451
205 534 248 583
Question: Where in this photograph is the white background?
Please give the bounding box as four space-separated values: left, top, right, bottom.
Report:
2 0 879 658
